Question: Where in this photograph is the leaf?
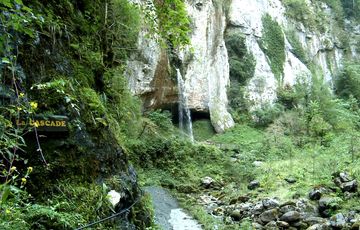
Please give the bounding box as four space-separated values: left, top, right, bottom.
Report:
1 57 10 64
1 185 11 204
1 0 12 8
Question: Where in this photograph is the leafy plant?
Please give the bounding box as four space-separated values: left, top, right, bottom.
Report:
260 14 285 80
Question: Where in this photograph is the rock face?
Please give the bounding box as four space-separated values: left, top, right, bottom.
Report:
126 0 359 131
179 1 234 133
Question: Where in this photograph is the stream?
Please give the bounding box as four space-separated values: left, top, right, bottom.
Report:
145 186 202 230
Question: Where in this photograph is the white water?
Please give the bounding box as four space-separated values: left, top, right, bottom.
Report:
176 69 194 142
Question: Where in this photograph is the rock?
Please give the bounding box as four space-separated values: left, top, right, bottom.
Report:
351 222 360 230
253 161 264 167
107 190 122 207
280 204 296 214
248 180 260 190
201 176 215 188
280 211 301 222
296 198 318 215
304 217 327 225
259 208 279 224
309 188 323 200
340 180 358 193
264 221 277 229
230 210 242 221
339 172 352 182
319 197 341 216
252 201 265 215
285 177 297 184
212 207 224 216
330 213 347 229
262 198 280 209
277 221 290 228
306 223 331 230
230 195 250 204
291 221 308 229
252 222 264 229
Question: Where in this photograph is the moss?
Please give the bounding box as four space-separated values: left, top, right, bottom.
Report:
260 14 285 81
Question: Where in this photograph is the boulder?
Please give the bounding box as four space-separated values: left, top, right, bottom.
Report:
201 176 215 189
285 177 297 184
248 180 260 190
351 222 360 230
339 172 352 182
262 198 280 209
259 208 279 223
280 204 296 214
304 216 327 225
309 188 323 200
230 210 242 221
280 211 301 222
340 180 358 193
264 221 277 229
330 213 347 229
319 197 341 216
277 221 290 228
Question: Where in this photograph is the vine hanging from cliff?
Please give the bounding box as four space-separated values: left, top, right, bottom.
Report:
145 0 191 49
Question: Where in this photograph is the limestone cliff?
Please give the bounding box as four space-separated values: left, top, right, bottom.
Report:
126 0 360 132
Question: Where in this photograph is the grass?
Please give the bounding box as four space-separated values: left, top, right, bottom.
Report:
134 120 360 229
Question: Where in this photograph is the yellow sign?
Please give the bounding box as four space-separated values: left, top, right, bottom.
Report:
15 115 68 132
16 119 66 127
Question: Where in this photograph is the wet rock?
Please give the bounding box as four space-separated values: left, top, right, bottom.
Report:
309 188 323 200
285 177 297 184
340 180 358 193
280 211 301 222
259 208 279 223
262 198 280 209
248 180 260 190
201 176 215 189
330 213 346 229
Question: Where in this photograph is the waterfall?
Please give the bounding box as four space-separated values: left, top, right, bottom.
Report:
176 69 194 142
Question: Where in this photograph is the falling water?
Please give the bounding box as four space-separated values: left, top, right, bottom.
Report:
176 69 194 142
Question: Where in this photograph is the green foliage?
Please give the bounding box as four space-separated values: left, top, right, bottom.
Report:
282 0 322 30
192 119 215 141
285 30 309 65
225 32 255 119
260 14 285 80
225 33 256 84
340 0 360 21
336 61 360 100
252 103 284 127
147 0 191 49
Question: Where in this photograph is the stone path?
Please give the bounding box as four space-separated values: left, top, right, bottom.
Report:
145 186 202 230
